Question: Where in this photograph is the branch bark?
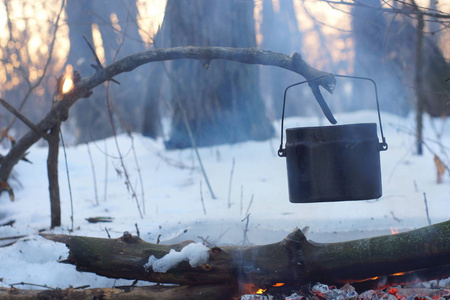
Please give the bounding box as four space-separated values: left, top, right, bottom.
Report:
0 46 335 186
47 123 61 228
41 220 450 292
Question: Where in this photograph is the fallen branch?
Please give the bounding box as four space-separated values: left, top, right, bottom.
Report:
0 46 335 188
42 219 450 295
0 284 236 300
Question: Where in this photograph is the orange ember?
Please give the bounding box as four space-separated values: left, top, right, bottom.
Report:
391 272 406 276
272 283 285 287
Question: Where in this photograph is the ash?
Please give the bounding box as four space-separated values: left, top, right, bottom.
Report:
240 281 450 300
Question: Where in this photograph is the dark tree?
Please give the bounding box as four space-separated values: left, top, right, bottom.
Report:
353 1 450 119
351 0 409 115
141 61 164 139
142 29 166 139
156 0 274 149
65 0 146 142
260 0 305 119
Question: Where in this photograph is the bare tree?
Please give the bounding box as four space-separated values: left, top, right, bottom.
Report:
0 0 66 141
65 0 147 142
156 0 274 149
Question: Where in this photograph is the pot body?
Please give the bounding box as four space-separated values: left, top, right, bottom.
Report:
285 123 382 203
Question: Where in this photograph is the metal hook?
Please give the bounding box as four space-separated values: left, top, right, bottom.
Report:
278 74 388 157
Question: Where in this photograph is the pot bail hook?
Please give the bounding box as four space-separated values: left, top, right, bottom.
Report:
277 74 389 158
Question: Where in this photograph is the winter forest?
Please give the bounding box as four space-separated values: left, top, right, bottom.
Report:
0 0 450 299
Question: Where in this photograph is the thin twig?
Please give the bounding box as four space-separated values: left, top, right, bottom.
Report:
200 181 206 215
240 185 243 216
156 234 161 245
423 192 432 226
197 235 212 247
103 140 108 202
0 99 48 140
129 135 146 215
241 214 251 246
82 35 120 84
0 241 18 247
0 235 26 241
135 223 140 238
0 219 15 227
180 105 216 200
390 211 402 223
227 158 235 209
86 142 99 206
10 282 55 290
60 132 74 231
82 35 103 71
245 194 254 216
105 227 111 239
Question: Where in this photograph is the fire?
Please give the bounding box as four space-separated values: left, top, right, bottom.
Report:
272 283 285 287
391 272 406 276
61 74 73 94
255 283 284 294
390 227 399 234
61 64 74 95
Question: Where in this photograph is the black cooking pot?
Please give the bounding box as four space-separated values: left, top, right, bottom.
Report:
278 75 388 203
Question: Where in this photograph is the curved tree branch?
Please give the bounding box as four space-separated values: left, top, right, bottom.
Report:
0 46 336 184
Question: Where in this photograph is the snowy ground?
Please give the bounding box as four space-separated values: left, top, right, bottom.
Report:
0 110 449 289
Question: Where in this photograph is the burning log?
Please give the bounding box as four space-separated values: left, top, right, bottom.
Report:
41 220 450 298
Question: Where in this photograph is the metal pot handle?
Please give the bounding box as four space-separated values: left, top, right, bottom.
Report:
277 74 389 157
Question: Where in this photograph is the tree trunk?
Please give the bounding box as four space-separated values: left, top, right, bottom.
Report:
160 0 274 149
351 0 409 115
47 124 61 228
66 0 146 143
142 62 164 139
261 0 305 119
42 220 450 292
411 0 425 156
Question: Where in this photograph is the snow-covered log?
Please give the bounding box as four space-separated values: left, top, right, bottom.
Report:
42 219 450 294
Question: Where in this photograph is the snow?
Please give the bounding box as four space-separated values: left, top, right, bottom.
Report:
0 110 449 289
144 242 209 272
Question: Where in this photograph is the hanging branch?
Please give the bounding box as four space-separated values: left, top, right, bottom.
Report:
0 46 336 189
